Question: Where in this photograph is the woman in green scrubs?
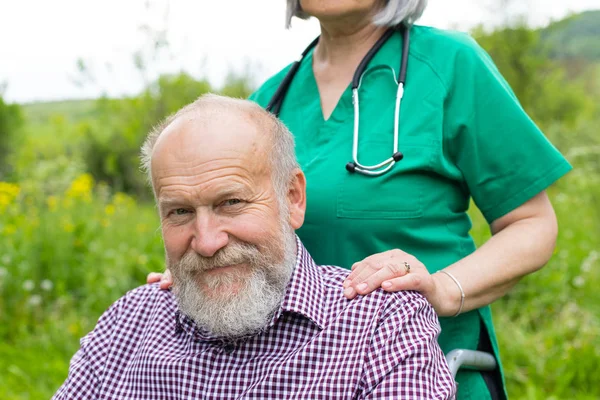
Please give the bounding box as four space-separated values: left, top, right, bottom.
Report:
149 1 571 398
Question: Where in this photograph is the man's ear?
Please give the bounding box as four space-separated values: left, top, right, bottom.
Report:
287 168 306 230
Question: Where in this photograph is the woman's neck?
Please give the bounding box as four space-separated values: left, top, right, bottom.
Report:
314 19 386 68
310 15 387 120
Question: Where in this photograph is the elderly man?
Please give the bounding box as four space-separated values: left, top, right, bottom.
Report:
54 94 456 399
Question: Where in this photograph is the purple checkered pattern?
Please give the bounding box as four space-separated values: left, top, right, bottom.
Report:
54 238 456 399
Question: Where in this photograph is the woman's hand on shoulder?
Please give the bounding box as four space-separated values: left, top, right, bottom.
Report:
343 249 446 314
146 270 173 290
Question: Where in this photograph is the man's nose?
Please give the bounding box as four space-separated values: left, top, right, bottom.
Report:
190 211 229 257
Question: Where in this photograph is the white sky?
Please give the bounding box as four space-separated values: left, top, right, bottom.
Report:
0 0 598 103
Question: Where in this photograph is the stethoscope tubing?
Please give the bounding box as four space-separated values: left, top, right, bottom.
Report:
267 24 410 177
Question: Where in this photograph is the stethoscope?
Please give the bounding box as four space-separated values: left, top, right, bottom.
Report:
267 24 410 176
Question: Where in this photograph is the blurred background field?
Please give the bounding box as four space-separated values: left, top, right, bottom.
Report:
1 2 599 399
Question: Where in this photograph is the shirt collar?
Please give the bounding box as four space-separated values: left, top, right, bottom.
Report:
276 236 327 329
175 235 327 343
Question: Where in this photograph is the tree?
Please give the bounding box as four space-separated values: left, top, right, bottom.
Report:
82 72 214 198
472 23 595 128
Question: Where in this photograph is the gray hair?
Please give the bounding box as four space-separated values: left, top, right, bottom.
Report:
140 94 299 200
285 0 428 29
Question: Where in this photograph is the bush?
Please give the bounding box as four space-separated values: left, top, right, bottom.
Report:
473 24 596 129
0 95 24 179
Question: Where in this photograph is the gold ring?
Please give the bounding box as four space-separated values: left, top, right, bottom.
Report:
403 261 410 273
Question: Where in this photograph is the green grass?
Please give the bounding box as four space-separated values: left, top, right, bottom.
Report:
0 175 164 399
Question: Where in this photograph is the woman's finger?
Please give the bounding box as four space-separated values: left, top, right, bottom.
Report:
381 273 426 292
147 272 164 284
343 259 384 293
159 269 173 290
351 261 413 296
345 252 394 286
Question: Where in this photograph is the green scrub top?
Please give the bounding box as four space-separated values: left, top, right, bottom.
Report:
250 25 571 400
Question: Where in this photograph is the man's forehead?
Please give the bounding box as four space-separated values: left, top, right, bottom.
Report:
158 180 252 205
149 109 275 197
154 110 271 165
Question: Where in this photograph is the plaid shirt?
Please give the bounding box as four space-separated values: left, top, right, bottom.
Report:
54 239 456 399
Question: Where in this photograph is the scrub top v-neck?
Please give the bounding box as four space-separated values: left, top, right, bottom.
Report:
250 25 571 400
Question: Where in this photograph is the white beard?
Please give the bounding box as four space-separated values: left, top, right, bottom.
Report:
170 224 297 338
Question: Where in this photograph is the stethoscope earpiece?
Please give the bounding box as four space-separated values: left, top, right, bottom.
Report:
346 162 357 173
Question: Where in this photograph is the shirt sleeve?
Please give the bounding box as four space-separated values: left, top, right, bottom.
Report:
52 347 100 399
443 35 572 223
358 294 456 399
52 297 122 399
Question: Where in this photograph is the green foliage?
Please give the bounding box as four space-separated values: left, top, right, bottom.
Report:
82 72 213 197
220 70 259 99
472 24 596 128
541 10 600 61
0 95 24 179
0 176 164 399
22 99 96 125
81 71 256 198
466 139 600 399
470 16 600 398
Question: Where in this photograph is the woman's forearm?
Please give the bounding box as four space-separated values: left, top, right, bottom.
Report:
433 192 558 317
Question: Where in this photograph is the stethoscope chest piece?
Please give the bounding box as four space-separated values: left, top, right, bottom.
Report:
346 151 404 174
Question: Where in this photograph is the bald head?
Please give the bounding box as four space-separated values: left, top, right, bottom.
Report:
141 94 298 198
150 102 272 194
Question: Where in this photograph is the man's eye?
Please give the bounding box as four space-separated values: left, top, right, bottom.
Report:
223 199 242 207
174 208 189 215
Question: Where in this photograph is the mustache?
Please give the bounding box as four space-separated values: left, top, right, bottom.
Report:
175 241 264 274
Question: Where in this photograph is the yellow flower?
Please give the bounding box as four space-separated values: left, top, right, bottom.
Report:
68 323 81 336
0 182 20 211
104 204 116 215
47 196 59 211
61 217 75 233
0 182 20 198
66 174 94 200
0 194 10 209
113 192 134 208
3 224 17 235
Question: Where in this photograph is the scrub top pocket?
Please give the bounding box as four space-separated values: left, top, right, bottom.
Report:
336 142 435 220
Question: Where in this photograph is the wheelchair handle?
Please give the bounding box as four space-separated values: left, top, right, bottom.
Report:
445 349 497 379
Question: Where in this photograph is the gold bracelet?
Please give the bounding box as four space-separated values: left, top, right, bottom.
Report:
438 270 465 317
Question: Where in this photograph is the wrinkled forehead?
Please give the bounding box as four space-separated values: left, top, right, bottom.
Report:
151 108 273 178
